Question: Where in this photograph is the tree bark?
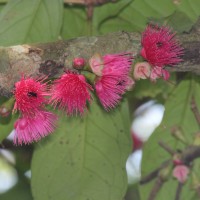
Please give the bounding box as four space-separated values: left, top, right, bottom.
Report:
0 30 199 97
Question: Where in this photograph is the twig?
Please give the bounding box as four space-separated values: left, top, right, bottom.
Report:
140 160 171 184
148 178 164 200
171 125 188 145
195 186 200 198
191 95 200 127
63 0 116 6
174 182 183 200
181 145 200 164
158 141 176 155
140 168 160 185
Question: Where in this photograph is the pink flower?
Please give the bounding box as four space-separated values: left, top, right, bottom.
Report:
173 165 190 183
133 62 151 80
14 111 57 145
89 53 104 76
141 24 183 67
150 66 170 81
13 76 48 115
50 71 92 115
95 53 133 110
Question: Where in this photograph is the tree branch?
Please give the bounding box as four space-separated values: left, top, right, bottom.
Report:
174 182 183 200
63 0 116 6
0 30 200 97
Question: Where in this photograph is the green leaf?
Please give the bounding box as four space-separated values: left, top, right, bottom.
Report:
0 114 17 142
0 0 63 46
166 0 200 32
0 175 33 200
93 0 176 34
167 10 195 32
31 100 131 200
61 6 88 40
131 78 175 100
140 78 200 200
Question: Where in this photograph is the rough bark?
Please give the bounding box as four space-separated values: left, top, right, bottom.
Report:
0 30 199 97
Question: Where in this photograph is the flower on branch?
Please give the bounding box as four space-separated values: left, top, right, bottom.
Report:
12 76 57 145
94 53 133 110
13 76 49 115
73 57 86 70
173 165 190 183
50 71 93 115
150 66 170 81
14 110 57 145
141 24 183 67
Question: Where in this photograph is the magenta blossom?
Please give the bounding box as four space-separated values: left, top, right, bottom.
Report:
13 76 48 115
95 53 133 110
14 111 57 145
141 24 183 67
50 71 92 115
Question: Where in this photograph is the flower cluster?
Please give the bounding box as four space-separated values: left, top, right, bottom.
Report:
13 76 57 145
134 24 183 81
9 24 183 145
91 53 134 110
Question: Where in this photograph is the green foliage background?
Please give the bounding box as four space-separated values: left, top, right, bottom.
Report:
0 0 199 200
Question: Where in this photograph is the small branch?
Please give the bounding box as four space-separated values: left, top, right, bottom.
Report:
174 182 183 200
63 0 116 6
140 168 160 185
171 126 188 145
148 178 164 200
181 145 200 164
191 95 200 127
140 160 171 184
158 141 176 155
195 186 200 198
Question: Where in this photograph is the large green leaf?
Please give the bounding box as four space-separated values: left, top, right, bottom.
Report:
31 100 131 200
0 0 63 46
93 0 176 34
61 5 88 40
140 78 200 200
62 0 200 41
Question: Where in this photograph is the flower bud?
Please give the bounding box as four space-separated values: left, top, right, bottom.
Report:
193 133 200 146
173 153 183 166
159 164 172 182
73 57 85 70
171 126 187 144
89 53 104 76
0 106 11 117
133 62 151 80
0 97 14 117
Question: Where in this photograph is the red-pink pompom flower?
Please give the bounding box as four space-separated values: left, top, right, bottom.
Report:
141 24 183 67
14 111 57 145
50 71 92 115
95 53 133 110
13 76 49 115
